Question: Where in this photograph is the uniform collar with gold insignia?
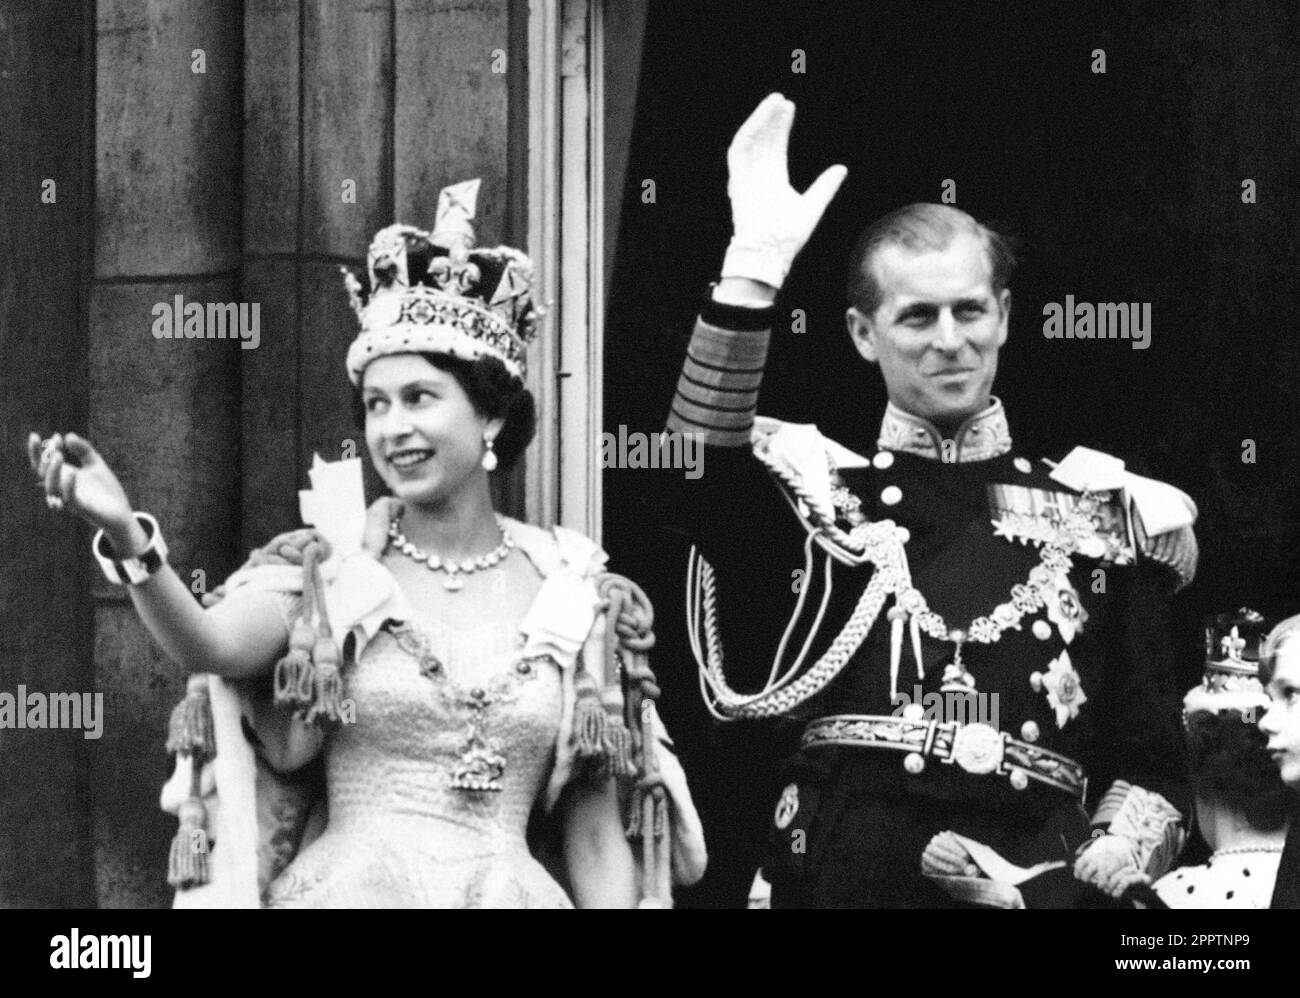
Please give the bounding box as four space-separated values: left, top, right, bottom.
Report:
877 397 1012 463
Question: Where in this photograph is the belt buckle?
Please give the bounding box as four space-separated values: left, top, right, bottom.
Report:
949 722 1004 775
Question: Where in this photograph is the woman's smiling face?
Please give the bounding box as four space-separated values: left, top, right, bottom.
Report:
361 354 500 506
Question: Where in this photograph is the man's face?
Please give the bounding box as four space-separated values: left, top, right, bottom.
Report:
845 231 1010 427
1260 640 1300 789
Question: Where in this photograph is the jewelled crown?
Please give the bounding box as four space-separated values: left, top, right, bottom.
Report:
343 179 540 384
1184 608 1271 720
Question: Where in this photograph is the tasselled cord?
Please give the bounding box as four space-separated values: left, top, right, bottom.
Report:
689 456 926 718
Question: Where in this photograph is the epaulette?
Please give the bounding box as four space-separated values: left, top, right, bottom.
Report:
750 417 876 566
1046 447 1198 586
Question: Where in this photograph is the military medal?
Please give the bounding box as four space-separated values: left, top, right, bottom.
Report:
939 631 976 692
699 439 1103 719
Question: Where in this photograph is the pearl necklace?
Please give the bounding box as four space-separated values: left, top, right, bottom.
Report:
388 517 515 591
1211 845 1284 858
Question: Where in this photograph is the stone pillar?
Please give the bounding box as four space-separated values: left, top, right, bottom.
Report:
0 0 97 909
90 0 242 908
241 0 302 548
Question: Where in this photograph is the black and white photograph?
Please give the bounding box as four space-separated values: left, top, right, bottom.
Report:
3 0 1300 971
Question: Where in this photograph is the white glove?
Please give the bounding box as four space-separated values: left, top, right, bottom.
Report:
922 830 981 878
1074 834 1151 898
721 93 847 289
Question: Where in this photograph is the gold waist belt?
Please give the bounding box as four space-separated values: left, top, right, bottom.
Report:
801 714 1087 802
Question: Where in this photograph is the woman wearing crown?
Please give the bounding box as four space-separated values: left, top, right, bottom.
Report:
1150 611 1291 908
27 180 705 908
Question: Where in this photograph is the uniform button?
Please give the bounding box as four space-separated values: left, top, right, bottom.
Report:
1020 721 1040 743
1032 620 1052 641
881 485 903 506
872 451 895 470
1014 457 1032 474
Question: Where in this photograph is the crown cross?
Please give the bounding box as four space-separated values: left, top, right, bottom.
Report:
1220 627 1246 661
431 178 481 263
440 185 475 222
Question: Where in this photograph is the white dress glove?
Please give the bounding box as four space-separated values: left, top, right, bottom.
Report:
1074 834 1150 898
721 93 848 289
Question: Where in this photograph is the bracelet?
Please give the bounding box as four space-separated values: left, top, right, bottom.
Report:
93 512 169 585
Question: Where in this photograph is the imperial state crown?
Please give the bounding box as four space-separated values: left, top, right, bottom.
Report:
343 179 540 383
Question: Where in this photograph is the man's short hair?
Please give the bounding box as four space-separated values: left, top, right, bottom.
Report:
1260 614 1300 683
845 203 1017 316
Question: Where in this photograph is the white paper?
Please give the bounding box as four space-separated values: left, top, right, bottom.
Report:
297 454 367 557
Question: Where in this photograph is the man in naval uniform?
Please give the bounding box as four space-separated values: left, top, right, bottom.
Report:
663 94 1199 907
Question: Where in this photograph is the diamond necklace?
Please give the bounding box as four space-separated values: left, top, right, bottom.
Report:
388 516 515 591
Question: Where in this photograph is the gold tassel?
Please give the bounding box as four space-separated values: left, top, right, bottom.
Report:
573 669 607 759
165 675 215 757
652 785 668 838
627 785 645 839
296 541 348 728
167 797 210 889
305 633 344 727
168 676 214 891
273 618 317 712
603 716 634 779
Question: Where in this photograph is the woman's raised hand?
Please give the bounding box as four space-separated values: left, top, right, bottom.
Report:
27 432 136 540
721 93 848 290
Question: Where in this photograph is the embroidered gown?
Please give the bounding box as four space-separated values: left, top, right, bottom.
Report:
161 515 706 908
266 612 572 909
199 518 612 910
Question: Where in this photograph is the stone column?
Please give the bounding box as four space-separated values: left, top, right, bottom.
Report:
91 0 242 908
0 0 97 909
